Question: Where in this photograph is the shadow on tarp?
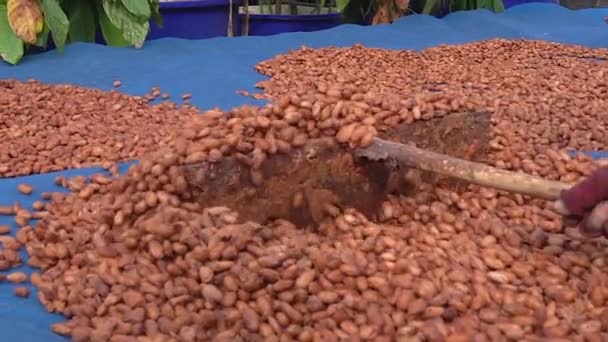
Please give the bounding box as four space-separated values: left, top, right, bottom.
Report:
0 3 607 341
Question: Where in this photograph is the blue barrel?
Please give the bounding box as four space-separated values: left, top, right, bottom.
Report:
239 10 342 36
503 0 559 8
149 0 241 40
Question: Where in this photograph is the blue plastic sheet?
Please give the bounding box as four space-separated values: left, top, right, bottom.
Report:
0 3 607 340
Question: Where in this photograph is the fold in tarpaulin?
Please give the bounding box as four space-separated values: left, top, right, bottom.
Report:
0 3 607 341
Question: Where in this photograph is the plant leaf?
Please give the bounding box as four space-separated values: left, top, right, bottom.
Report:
0 3 24 64
33 24 49 47
121 18 148 47
336 0 349 11
102 0 149 46
121 0 151 18
491 0 504 12
40 0 69 52
422 0 438 14
97 1 130 47
6 0 44 44
451 0 466 11
65 0 96 42
149 0 163 27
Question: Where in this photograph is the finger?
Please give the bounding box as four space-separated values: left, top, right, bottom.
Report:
578 216 604 238
579 201 608 238
559 167 608 217
586 201 608 233
554 199 571 216
555 199 580 228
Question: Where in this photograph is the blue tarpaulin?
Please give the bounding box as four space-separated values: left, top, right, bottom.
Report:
0 3 607 340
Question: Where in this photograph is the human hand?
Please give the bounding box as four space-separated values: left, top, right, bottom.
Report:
554 166 608 238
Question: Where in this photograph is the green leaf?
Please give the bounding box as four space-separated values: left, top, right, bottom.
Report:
102 0 149 46
97 1 130 47
422 0 438 14
451 0 468 11
34 24 49 47
336 0 350 11
485 0 495 8
149 0 163 27
40 0 69 52
0 3 24 64
65 0 96 42
491 0 504 12
121 0 151 18
127 21 149 46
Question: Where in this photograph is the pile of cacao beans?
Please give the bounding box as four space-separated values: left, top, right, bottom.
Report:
1 38 608 341
0 80 199 177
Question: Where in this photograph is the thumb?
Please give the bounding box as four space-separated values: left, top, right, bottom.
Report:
581 201 608 238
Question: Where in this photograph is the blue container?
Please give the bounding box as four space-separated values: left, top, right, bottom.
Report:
149 0 241 39
503 0 558 8
239 10 342 36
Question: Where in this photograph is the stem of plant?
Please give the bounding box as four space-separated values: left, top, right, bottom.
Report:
244 0 250 35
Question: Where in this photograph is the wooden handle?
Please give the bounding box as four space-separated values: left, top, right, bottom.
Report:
355 138 571 201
